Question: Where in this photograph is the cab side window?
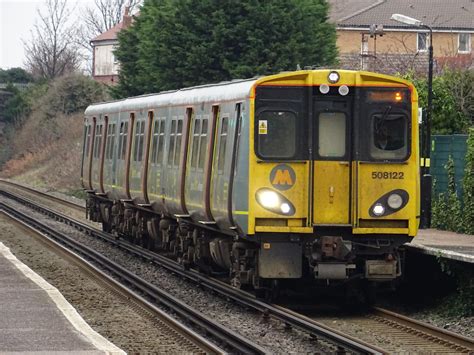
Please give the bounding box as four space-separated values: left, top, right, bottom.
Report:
257 110 296 158
371 114 407 159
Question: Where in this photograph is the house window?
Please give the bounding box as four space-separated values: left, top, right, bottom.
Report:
458 33 471 53
417 32 428 52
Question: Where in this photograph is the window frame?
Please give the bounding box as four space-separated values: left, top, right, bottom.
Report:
458 33 471 53
133 119 145 162
255 109 298 160
417 32 428 52
118 121 129 160
216 115 229 174
368 111 410 162
84 123 92 158
93 123 103 159
317 111 348 159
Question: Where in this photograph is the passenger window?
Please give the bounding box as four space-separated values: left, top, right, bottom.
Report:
151 119 159 164
191 117 201 169
168 118 177 167
198 117 209 169
93 124 103 159
118 121 128 160
84 124 91 157
156 118 165 165
173 117 183 166
105 122 116 160
257 111 296 158
217 116 228 172
318 112 346 158
133 120 145 162
371 113 407 159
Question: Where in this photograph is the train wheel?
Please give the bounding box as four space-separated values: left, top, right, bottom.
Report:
102 221 112 233
255 280 280 302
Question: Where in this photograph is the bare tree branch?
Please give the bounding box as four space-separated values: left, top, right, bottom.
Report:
74 0 141 75
23 0 82 79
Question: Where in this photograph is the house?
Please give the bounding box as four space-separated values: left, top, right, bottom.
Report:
90 8 132 85
329 0 473 74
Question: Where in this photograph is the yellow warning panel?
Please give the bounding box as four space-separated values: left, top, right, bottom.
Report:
258 120 267 134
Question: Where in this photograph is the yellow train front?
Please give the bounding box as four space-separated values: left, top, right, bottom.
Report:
82 69 419 293
248 70 419 288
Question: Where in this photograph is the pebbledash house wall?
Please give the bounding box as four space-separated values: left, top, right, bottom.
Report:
337 29 474 74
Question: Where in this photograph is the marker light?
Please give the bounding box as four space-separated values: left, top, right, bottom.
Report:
328 71 340 83
338 85 349 96
280 203 291 214
319 84 330 94
387 193 403 209
372 203 385 216
395 92 402 101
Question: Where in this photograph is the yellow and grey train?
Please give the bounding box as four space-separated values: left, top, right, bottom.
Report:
82 69 419 292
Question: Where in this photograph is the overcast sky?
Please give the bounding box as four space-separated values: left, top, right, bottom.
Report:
0 0 94 70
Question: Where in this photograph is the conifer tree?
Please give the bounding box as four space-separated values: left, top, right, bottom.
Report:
114 0 337 97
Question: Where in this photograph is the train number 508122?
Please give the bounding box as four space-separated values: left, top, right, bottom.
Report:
371 171 404 179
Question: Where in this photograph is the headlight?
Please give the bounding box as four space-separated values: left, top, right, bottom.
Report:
372 203 385 216
369 189 409 217
258 190 280 209
256 188 295 216
387 193 403 209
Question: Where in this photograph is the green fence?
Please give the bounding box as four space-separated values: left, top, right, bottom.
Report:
431 135 468 196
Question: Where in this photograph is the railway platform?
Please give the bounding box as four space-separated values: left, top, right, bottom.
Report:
0 242 124 354
407 229 474 264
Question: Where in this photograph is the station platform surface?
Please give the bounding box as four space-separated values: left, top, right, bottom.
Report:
0 242 124 354
407 229 474 264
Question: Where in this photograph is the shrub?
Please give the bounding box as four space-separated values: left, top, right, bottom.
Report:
431 156 463 232
462 128 474 234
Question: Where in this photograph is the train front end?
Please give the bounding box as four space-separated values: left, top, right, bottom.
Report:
246 70 419 285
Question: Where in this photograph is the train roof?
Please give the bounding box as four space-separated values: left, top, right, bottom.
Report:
85 77 259 116
85 69 415 116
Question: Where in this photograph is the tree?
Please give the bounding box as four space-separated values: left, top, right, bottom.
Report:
82 0 141 36
76 0 141 74
113 0 337 97
402 69 473 134
0 68 34 83
24 0 81 79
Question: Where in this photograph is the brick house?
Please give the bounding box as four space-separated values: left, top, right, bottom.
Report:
90 9 132 85
329 0 473 74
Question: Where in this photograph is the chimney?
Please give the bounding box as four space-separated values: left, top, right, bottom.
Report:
123 6 131 28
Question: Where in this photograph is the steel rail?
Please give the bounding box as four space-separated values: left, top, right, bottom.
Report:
0 189 382 354
373 307 474 353
0 206 222 355
0 199 266 354
0 179 85 212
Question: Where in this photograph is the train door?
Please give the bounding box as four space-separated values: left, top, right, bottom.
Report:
312 97 352 225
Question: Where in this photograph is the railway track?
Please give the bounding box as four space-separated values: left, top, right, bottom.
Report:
1 186 472 354
0 179 85 213
0 188 382 354
0 199 265 354
298 305 474 354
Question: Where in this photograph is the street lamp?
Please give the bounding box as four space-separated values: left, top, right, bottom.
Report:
391 13 433 229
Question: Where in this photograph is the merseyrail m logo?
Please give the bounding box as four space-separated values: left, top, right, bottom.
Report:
270 164 296 191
